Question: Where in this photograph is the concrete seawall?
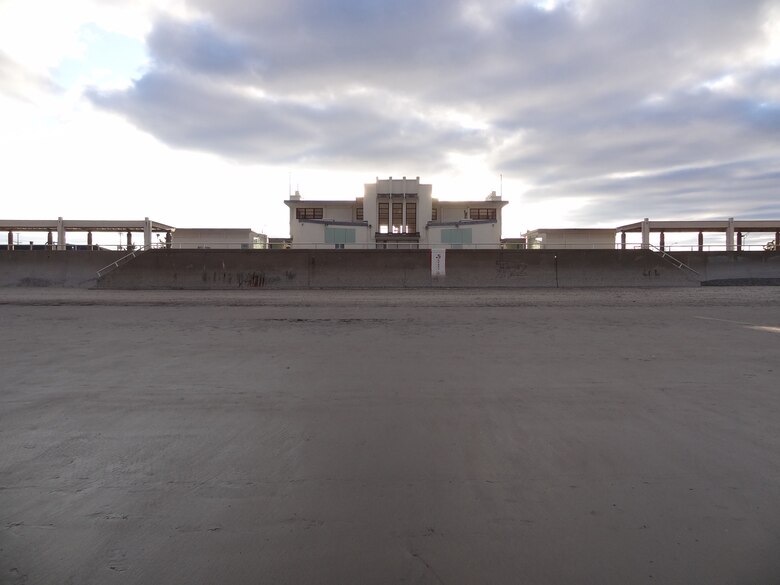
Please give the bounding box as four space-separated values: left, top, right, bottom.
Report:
97 249 695 289
2 249 779 289
0 250 124 288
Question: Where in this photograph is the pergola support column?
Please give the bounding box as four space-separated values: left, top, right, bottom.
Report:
659 231 665 251
47 231 53 249
126 231 133 251
698 231 704 252
57 216 66 251
7 231 13 251
143 217 152 249
726 217 735 252
620 231 626 250
641 218 650 250
737 231 743 251
87 231 93 248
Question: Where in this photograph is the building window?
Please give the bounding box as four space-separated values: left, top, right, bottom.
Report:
378 202 389 233
325 227 356 245
296 208 323 220
356 206 363 221
469 208 497 221
406 202 416 232
431 208 438 221
441 228 473 247
392 202 403 233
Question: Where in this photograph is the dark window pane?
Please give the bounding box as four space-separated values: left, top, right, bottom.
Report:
296 208 324 220
406 202 416 232
469 208 496 220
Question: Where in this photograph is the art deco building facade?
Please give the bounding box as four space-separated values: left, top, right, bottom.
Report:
285 177 508 249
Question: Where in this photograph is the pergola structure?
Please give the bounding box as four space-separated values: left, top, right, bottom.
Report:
615 218 780 251
0 218 175 251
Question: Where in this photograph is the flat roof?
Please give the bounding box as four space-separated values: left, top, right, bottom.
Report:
0 219 175 232
296 219 369 227
428 219 499 227
285 199 509 207
526 228 616 233
173 228 262 234
434 200 509 207
616 220 780 233
284 200 358 206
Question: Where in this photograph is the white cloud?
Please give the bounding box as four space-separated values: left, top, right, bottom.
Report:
700 74 737 93
763 8 780 65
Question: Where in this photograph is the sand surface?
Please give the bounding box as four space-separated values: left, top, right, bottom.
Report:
2 287 780 584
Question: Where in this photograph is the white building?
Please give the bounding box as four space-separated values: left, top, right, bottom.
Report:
169 228 267 249
285 177 508 249
525 228 617 249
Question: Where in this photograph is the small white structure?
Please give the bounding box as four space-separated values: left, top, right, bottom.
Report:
525 228 617 249
169 228 267 249
285 177 508 249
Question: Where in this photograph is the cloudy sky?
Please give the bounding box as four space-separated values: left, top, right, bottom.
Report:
1 0 779 242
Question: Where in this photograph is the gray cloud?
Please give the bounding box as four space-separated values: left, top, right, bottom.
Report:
88 69 487 169
146 16 255 76
86 0 780 222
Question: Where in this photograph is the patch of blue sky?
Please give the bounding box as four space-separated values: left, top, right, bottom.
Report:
52 23 148 90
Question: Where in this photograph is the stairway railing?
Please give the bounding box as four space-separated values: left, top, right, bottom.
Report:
96 244 155 280
645 244 701 277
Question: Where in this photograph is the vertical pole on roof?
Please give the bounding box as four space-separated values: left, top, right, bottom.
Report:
87 231 93 248
47 230 53 249
698 231 704 252
736 231 743 252
659 231 665 252
620 231 626 250
7 231 13 251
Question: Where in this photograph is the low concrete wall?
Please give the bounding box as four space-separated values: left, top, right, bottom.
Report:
94 249 704 289
0 250 124 288
688 251 780 282
3 249 779 289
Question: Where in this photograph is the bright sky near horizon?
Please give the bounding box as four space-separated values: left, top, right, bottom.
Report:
1 0 779 242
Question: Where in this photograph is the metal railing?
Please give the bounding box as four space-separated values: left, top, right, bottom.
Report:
645 244 701 277
286 243 507 250
627 243 774 252
96 244 154 279
5 237 778 252
531 243 776 251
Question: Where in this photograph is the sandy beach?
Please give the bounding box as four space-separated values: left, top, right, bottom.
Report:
2 287 780 584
